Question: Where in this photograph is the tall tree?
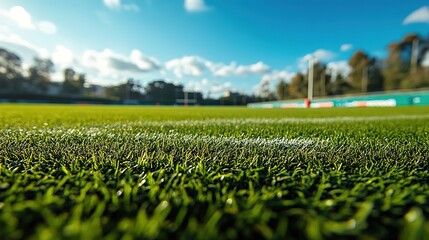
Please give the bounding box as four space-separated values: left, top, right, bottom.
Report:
28 57 54 93
105 79 144 101
348 50 369 92
348 51 384 93
410 35 429 88
77 74 86 92
288 73 306 99
384 34 429 90
61 68 85 95
327 73 352 96
0 48 24 92
64 68 76 82
258 79 273 100
125 78 143 101
276 80 288 100
366 58 384 92
311 62 331 97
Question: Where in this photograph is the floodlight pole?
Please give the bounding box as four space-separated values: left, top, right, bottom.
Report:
362 65 368 93
321 69 326 97
411 38 419 74
308 58 314 101
184 91 188 106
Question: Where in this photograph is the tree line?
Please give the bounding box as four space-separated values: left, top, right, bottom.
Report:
274 33 429 100
0 50 260 105
0 50 55 94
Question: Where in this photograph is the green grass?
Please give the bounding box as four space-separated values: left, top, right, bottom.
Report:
1 104 429 239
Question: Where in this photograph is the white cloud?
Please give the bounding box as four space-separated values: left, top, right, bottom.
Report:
0 33 48 59
261 70 295 84
165 56 211 78
303 49 335 62
253 69 294 97
51 71 64 82
403 6 429 25
103 0 139 12
299 49 336 71
0 6 58 34
9 6 35 29
327 61 351 78
184 0 210 12
165 56 270 78
340 44 353 52
0 25 10 34
212 61 270 77
38 21 57 35
212 82 232 93
103 0 121 9
184 78 209 93
82 48 160 77
183 78 234 98
249 62 270 73
211 62 234 77
52 45 76 69
209 81 233 96
237 61 270 75
130 49 161 71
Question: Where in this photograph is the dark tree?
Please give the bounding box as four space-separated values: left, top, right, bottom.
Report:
384 34 429 90
145 80 184 104
311 62 331 97
288 73 306 99
0 48 24 92
61 68 85 95
276 80 288 100
348 51 384 93
28 57 54 93
105 78 144 101
327 73 353 96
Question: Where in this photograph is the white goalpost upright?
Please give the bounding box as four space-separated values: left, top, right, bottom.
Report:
176 91 197 106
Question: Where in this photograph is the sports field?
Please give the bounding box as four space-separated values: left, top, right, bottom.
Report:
0 104 429 239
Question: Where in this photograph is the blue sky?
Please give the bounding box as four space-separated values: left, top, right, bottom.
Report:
0 0 428 97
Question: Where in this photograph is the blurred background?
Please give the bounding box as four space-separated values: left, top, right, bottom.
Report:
0 0 428 105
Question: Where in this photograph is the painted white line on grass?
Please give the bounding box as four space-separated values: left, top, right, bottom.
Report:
2 127 324 151
134 132 324 150
132 114 429 127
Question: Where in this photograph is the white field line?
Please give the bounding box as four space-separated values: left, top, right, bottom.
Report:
134 132 324 150
129 114 429 127
2 127 325 151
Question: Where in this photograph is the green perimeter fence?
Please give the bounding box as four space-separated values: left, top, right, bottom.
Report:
248 89 429 108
